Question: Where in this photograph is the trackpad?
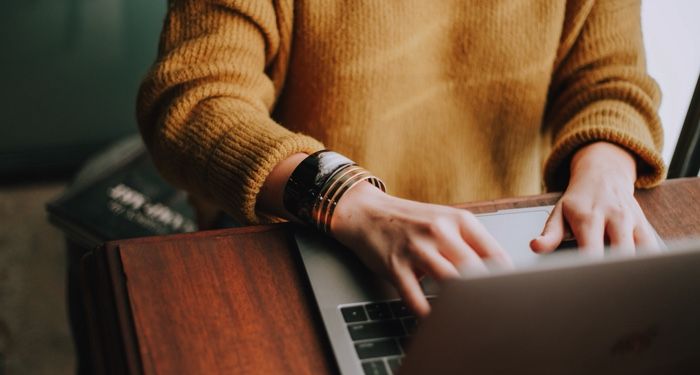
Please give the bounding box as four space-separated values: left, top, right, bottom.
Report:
476 207 554 268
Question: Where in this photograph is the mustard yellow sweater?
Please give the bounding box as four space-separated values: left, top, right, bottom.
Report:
137 0 665 225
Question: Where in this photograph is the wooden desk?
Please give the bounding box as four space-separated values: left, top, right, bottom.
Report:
83 178 700 375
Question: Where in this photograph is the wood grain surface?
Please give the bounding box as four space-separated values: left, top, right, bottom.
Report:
115 226 337 374
93 178 700 374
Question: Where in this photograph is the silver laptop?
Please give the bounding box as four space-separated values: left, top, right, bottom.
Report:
400 240 700 375
293 206 693 374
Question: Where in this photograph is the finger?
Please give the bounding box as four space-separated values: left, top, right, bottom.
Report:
627 198 663 253
458 253 491 277
634 221 661 253
605 217 635 255
437 233 495 272
411 246 460 281
570 212 605 257
530 203 565 254
457 213 512 267
392 265 430 317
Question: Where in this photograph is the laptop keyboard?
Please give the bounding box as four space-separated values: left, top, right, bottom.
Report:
340 298 434 375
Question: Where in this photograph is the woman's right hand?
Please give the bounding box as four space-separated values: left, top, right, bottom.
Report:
257 153 511 317
330 182 512 317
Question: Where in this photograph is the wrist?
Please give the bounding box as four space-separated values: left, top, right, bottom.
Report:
278 150 386 232
570 142 637 186
330 181 388 235
257 153 309 220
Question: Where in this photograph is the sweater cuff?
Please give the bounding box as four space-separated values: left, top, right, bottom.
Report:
205 120 324 225
544 100 666 191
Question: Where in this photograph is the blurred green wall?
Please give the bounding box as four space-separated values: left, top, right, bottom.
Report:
0 0 166 177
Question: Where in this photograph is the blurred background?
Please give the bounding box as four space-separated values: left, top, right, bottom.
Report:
0 1 698 374
0 0 164 178
0 1 166 374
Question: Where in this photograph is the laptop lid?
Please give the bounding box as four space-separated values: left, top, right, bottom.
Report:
401 241 700 375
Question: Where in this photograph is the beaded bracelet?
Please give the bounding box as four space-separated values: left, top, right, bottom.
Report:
283 150 386 233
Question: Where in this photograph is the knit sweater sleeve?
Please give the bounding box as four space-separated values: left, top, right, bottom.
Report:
543 0 665 191
136 0 323 224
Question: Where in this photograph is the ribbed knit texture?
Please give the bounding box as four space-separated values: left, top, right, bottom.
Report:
137 0 665 224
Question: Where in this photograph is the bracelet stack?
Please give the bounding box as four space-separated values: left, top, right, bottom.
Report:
283 150 386 234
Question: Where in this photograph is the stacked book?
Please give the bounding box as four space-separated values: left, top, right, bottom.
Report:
46 135 197 249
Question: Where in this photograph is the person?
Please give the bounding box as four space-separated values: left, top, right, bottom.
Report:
137 0 665 317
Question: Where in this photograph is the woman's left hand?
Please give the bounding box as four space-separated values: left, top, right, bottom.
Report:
530 141 659 255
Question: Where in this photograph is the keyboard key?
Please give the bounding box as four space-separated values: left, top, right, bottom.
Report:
398 337 411 353
558 239 578 250
387 357 402 374
362 360 389 375
341 305 368 323
389 301 412 318
402 317 418 335
365 302 392 320
355 339 401 359
347 320 405 341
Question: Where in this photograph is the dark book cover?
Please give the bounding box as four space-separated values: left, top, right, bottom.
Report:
46 136 197 248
